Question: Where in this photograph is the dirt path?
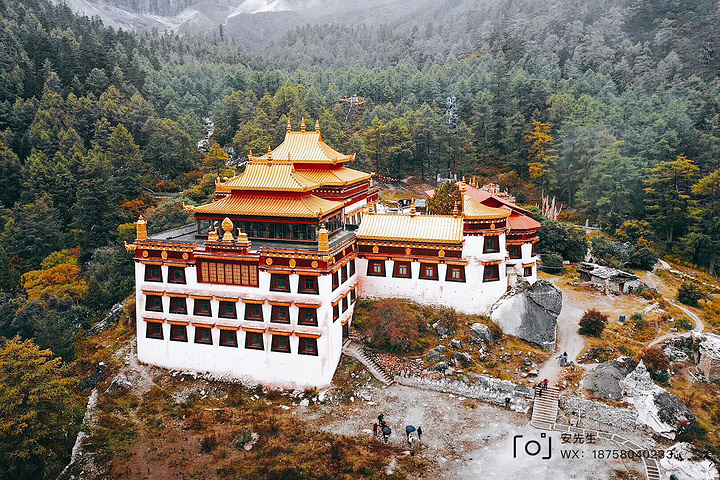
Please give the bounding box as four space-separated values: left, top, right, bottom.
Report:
536 278 587 384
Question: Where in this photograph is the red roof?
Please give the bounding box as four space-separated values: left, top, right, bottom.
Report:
425 183 534 216
508 212 541 231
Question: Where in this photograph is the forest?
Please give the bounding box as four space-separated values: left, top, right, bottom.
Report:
1 0 720 476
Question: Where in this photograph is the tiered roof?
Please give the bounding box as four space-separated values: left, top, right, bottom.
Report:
220 160 319 192
192 194 343 218
257 118 355 165
462 195 510 220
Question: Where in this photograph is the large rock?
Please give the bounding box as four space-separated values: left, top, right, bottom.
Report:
620 361 695 439
584 357 636 401
490 280 561 350
470 323 493 343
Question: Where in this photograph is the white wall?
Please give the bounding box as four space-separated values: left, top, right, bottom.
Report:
134 261 357 389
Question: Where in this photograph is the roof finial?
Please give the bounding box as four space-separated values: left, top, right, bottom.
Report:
452 201 460 217
208 227 219 242
318 224 329 252
136 215 148 241
300 117 306 132
410 199 417 216
221 217 235 241
267 146 272 161
287 118 292 132
315 119 320 132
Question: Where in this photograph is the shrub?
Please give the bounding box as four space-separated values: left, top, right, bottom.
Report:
677 282 706 307
630 312 648 330
637 347 670 380
435 307 458 332
357 299 426 352
578 309 608 337
675 318 693 331
539 253 565 274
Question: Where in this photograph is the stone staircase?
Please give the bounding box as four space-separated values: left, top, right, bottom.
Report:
342 342 394 386
530 385 560 429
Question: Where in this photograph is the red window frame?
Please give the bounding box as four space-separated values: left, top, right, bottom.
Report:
169 297 187 314
342 296 348 312
146 322 163 339
271 334 291 353
218 301 237 319
194 326 212 344
220 329 238 347
350 289 356 303
145 295 163 312
524 266 533 277
168 266 186 284
341 265 348 283
419 263 438 280
393 261 411 278
446 265 466 282
145 264 162 282
298 275 319 294
332 271 339 290
193 299 211 316
270 274 290 292
532 242 537 256
367 260 385 277
483 264 500 282
509 245 521 259
244 303 263 321
170 324 188 342
484 235 499 253
271 305 290 324
333 304 339 322
298 308 318 326
349 259 356 276
244 331 264 350
298 337 318 356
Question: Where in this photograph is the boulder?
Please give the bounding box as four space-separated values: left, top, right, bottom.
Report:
584 357 636 401
433 322 449 336
490 280 561 350
620 361 695 439
80 362 107 391
454 352 472 364
87 302 125 336
450 339 462 349
104 373 132 396
436 345 447 353
426 350 442 362
470 323 493 343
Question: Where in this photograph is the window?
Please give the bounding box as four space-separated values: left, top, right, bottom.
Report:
298 337 318 356
169 297 187 314
342 296 348 312
194 326 212 344
419 263 438 280
483 264 500 282
349 259 356 276
367 260 385 277
170 324 187 342
145 295 163 312
145 264 162 282
333 304 339 322
270 274 290 292
298 308 318 326
193 299 211 316
332 271 339 290
393 261 411 278
531 242 537 256
218 301 237 319
446 265 466 282
350 289 356 303
244 303 263 321
298 275 319 294
524 266 533 277
198 261 258 287
509 245 521 259
168 267 186 284
146 322 163 339
244 331 263 350
271 305 290 324
484 235 499 253
271 334 291 353
220 330 238 347
341 265 348 284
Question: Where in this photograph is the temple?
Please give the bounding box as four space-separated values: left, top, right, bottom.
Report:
126 119 540 388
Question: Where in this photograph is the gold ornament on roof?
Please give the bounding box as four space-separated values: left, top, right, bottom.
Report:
318 224 329 252
410 200 417 216
452 201 460 217
315 119 320 132
208 227 219 242
289 259 296 268
300 117 306 132
221 217 235 241
287 118 292 132
182 202 195 213
136 215 148 241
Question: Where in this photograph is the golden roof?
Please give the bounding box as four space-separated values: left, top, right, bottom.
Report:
258 129 353 164
357 214 464 244
220 160 319 192
295 166 372 186
463 195 511 220
193 193 343 218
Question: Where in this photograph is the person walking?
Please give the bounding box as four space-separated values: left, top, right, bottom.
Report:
536 382 543 397
542 378 549 390
382 424 391 443
378 413 384 425
416 426 422 441
405 425 416 446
